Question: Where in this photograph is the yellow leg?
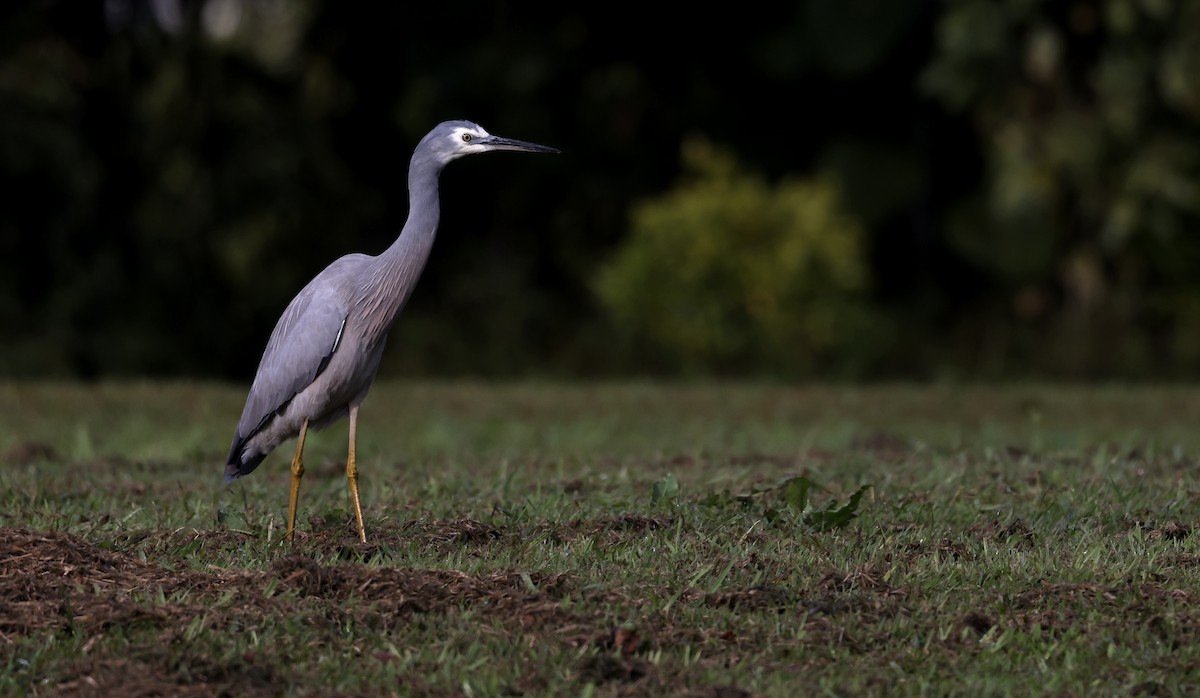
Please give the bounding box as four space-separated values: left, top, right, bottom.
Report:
347 405 366 542
286 419 309 542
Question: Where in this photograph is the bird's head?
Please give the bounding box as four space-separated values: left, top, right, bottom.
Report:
416 120 559 167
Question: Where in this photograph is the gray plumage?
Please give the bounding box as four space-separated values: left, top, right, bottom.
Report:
224 120 557 540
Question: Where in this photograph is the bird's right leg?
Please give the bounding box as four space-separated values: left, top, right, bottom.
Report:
286 419 310 542
346 405 366 543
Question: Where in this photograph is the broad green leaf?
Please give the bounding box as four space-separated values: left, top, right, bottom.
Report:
651 472 680 505
805 485 871 532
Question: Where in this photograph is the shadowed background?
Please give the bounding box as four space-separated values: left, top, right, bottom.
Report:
3 0 1199 381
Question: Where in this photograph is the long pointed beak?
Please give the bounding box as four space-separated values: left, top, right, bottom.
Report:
479 134 560 154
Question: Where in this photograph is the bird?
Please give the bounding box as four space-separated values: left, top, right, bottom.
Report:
224 120 558 542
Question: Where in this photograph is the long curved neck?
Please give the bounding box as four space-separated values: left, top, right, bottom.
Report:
358 154 444 336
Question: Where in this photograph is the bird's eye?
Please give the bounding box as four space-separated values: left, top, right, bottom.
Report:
462 133 473 143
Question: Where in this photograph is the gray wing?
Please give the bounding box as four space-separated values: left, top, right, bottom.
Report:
227 258 359 475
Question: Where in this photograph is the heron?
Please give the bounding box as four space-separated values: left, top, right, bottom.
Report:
224 120 558 542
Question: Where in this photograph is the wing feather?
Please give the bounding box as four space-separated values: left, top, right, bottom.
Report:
226 258 361 476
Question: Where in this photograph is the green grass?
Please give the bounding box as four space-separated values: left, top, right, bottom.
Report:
1 381 1199 696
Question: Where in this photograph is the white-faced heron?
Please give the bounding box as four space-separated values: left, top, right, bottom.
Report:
224 120 558 542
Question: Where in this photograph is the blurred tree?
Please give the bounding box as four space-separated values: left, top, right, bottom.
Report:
0 1 380 377
595 138 887 376
922 0 1200 377
11 0 1199 380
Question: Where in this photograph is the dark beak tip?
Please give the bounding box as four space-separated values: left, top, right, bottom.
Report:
518 143 560 155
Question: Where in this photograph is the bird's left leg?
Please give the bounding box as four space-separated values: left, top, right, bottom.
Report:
287 418 310 542
346 404 367 542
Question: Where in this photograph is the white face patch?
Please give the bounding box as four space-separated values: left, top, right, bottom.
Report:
451 125 490 150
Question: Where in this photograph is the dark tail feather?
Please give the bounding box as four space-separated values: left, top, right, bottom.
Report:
225 436 266 483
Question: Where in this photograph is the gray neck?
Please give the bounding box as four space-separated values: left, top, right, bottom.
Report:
359 153 445 336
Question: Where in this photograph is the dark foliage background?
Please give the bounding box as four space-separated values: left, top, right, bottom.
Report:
2 0 1198 381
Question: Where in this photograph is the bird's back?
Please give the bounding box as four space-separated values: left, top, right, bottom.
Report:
226 254 381 480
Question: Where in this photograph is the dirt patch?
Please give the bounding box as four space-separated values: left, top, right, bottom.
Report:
593 514 675 533
0 524 896 694
265 552 574 614
5 525 800 693
279 515 510 557
817 564 900 596
701 586 795 611
399 517 507 545
966 518 1036 548
0 527 586 694
1147 522 1192 541
903 537 971 562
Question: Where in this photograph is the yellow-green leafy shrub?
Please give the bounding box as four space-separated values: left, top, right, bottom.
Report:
596 138 880 375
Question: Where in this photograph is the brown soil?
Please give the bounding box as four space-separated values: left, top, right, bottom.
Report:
0 527 774 697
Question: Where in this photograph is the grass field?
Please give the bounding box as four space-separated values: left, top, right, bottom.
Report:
1 381 1198 696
